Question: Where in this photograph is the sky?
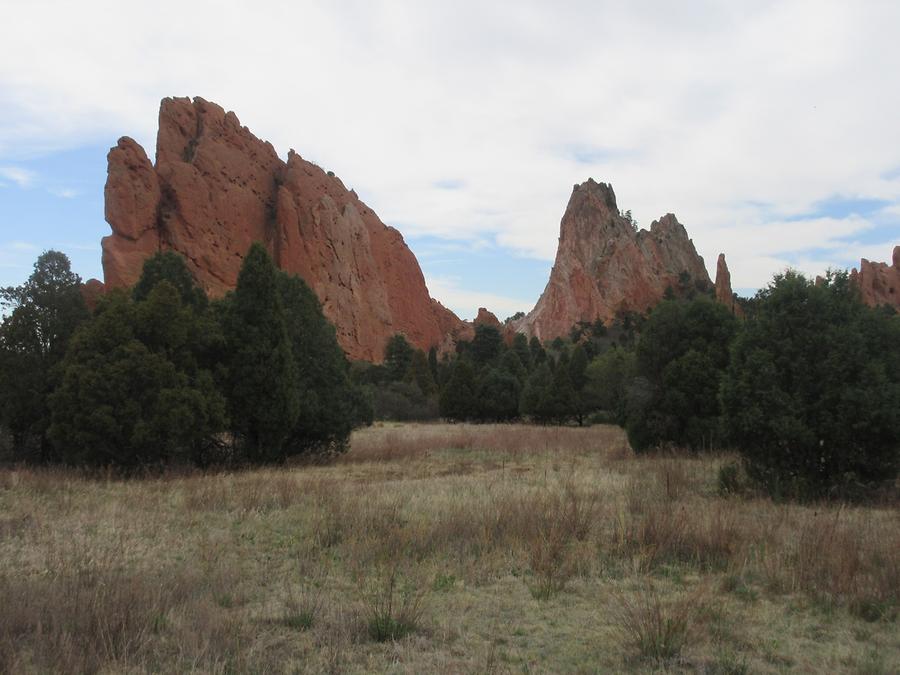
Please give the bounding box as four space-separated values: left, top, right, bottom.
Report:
1 1 898 320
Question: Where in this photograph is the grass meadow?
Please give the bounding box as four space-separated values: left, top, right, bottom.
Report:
0 423 897 673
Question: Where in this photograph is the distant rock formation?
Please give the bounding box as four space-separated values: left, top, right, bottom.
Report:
851 246 900 311
515 179 713 340
99 96 467 362
714 253 743 317
473 307 502 328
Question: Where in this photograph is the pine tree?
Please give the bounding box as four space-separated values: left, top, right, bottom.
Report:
407 349 437 395
384 334 414 381
529 336 547 366
0 251 89 459
520 362 551 420
471 324 503 365
48 284 226 467
499 349 526 383
511 333 531 371
222 243 299 461
542 358 575 424
439 360 477 421
475 368 520 421
132 251 207 309
584 347 636 425
428 346 439 384
722 270 900 499
568 344 590 425
278 272 358 456
626 296 738 451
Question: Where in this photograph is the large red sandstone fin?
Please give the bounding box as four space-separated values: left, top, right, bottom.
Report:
101 96 466 362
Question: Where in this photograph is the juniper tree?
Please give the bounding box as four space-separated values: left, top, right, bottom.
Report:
0 251 88 459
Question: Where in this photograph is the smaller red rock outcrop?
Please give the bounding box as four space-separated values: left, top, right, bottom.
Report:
80 278 105 311
851 245 900 311
474 307 502 328
714 253 743 317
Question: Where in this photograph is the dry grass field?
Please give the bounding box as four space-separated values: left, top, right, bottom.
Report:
0 423 897 673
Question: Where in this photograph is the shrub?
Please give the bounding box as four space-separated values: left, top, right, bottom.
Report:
363 566 427 642
371 381 439 421
615 582 705 662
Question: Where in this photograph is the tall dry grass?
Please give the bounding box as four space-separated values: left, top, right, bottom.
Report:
0 422 896 673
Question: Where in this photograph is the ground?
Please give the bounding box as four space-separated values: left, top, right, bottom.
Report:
0 423 897 673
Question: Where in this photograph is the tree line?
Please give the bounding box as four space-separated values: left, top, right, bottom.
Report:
2 248 897 499
0 245 370 468
352 273 899 501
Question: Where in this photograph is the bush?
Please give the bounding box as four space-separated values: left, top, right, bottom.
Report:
371 382 439 421
721 271 900 499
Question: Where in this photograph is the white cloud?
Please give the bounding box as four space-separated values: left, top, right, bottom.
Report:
1 1 899 302
0 166 36 188
48 187 78 198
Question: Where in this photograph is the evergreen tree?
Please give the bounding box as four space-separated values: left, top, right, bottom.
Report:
520 362 552 420
48 284 226 467
439 360 477 421
132 251 207 309
222 244 299 461
0 251 89 459
511 333 531 371
529 336 547 366
626 296 738 451
541 358 575 424
584 347 636 425
407 349 437 395
475 368 520 421
722 270 900 499
499 349 526 383
428 346 439 384
471 324 503 365
568 344 590 425
277 272 358 455
384 334 414 381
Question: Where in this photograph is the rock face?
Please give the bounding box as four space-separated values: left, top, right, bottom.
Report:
851 246 900 311
714 253 743 317
101 96 467 362
516 180 712 341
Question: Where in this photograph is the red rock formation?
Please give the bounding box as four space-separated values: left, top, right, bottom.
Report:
474 307 501 328
852 246 900 311
100 97 467 362
80 278 105 312
516 180 712 341
714 253 744 317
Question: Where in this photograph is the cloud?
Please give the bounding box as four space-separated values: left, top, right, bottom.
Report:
0 166 36 188
425 274 532 321
48 187 79 198
1 1 899 302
